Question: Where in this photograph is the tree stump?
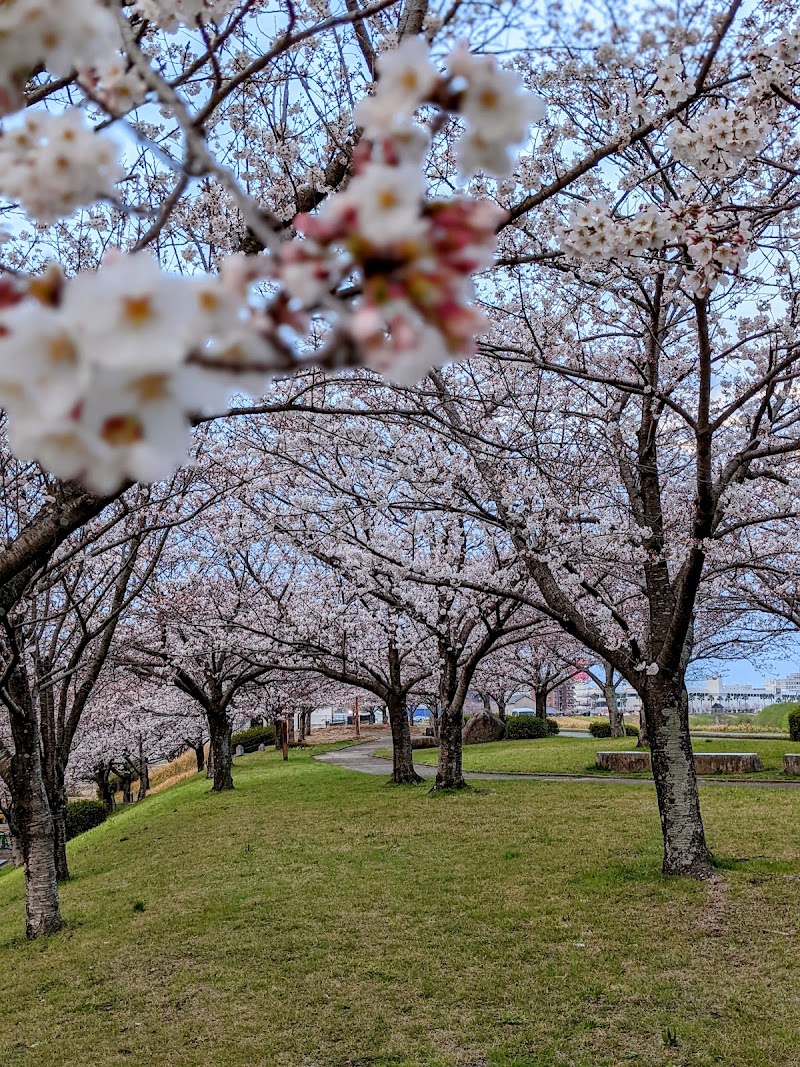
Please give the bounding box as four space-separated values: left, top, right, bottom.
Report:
595 751 651 772
783 754 800 775
693 752 763 774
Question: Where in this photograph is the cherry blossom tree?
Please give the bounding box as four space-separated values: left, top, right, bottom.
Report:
0 475 195 935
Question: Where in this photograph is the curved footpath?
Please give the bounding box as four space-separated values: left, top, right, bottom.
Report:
314 739 800 789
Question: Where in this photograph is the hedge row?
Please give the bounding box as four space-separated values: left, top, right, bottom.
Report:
789 709 800 742
65 799 108 840
505 716 560 740
232 724 276 751
588 720 639 738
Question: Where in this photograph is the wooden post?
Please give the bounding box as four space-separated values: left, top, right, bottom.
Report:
354 694 360 737
282 716 289 761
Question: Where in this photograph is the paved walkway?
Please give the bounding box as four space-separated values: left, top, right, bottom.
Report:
314 740 800 789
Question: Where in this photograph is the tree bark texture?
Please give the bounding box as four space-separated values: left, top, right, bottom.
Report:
48 765 69 883
208 708 234 791
535 689 548 720
644 676 712 878
4 678 64 937
13 744 63 937
604 679 625 738
386 692 422 784
190 740 205 773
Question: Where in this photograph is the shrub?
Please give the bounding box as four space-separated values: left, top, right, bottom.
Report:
589 720 611 738
65 799 108 841
232 724 276 751
789 709 800 742
411 737 438 749
589 720 639 738
505 716 560 740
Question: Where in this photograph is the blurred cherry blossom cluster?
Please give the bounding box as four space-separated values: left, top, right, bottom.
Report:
0 109 123 224
354 38 543 180
0 253 277 493
278 36 540 381
133 0 237 32
0 0 120 115
0 34 540 491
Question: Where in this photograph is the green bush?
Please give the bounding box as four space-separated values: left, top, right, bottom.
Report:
505 716 560 740
232 724 276 752
65 799 108 840
411 737 438 749
589 720 639 738
788 709 800 742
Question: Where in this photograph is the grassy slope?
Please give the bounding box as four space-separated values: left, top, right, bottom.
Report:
404 736 800 778
753 702 799 730
1 748 800 1067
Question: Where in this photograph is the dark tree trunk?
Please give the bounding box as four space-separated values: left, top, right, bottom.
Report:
434 697 467 790
429 696 440 741
116 770 133 804
206 745 215 778
208 709 234 791
136 759 149 802
190 740 205 773
5 682 64 938
94 763 115 813
386 693 422 784
13 744 63 938
2 804 24 867
534 689 548 720
643 675 711 878
602 662 625 737
496 696 507 723
10 827 23 867
305 709 312 736
636 704 649 747
49 768 69 883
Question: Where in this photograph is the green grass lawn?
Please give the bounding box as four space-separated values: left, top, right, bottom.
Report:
1 747 800 1066
398 736 800 779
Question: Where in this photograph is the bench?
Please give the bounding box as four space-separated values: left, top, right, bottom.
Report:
595 751 764 775
595 751 651 772
692 752 763 774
